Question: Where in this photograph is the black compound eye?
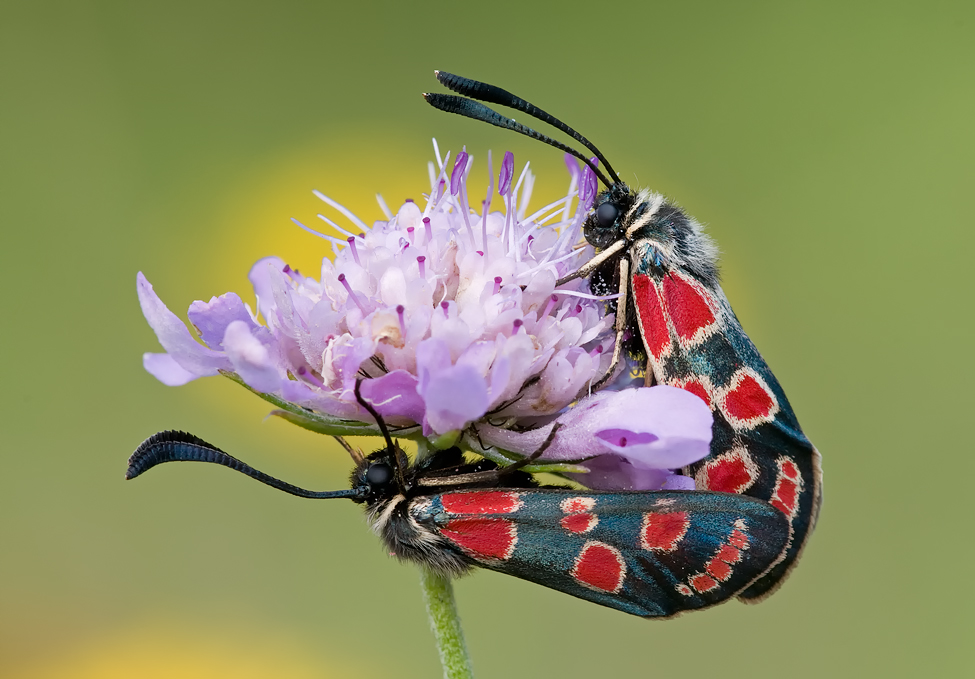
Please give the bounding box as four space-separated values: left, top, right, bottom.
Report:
595 202 619 229
365 462 393 487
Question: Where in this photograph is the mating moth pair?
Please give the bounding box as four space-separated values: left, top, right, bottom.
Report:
129 72 821 618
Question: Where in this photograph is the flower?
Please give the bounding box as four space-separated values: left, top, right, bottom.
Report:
475 387 711 490
138 143 711 488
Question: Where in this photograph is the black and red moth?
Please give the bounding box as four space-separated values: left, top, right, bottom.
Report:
128 382 791 618
424 71 822 601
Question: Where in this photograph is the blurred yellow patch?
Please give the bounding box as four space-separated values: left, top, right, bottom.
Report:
15 621 356 679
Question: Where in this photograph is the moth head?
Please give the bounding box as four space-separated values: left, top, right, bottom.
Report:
348 442 409 503
584 183 636 250
587 187 719 284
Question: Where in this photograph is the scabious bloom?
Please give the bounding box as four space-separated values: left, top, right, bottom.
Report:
138 144 712 489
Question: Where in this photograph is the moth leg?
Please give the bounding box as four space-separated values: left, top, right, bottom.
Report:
496 422 563 476
554 239 627 286
590 255 630 391
415 424 563 488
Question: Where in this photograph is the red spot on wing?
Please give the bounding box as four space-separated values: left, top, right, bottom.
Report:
722 373 776 423
662 272 716 342
641 511 690 552
771 479 799 515
770 456 804 519
678 379 712 407
442 518 517 561
561 513 598 534
632 275 670 359
686 529 750 593
571 542 626 593
706 559 733 581
715 544 742 565
689 573 719 593
728 529 749 549
441 491 522 514
699 449 758 494
676 583 694 596
561 497 596 514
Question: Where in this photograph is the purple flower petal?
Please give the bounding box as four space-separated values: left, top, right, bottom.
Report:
662 474 696 491
248 256 287 322
279 379 361 420
142 353 200 387
358 370 425 423
475 386 712 490
568 455 671 491
137 272 230 380
187 292 256 348
420 362 489 435
322 335 376 391
222 320 281 393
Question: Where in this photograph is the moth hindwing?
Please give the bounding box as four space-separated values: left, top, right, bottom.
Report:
412 486 790 618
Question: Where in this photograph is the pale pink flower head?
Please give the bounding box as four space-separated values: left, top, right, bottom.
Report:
138 144 711 489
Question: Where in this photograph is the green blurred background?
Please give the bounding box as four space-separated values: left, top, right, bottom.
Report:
2 1 972 677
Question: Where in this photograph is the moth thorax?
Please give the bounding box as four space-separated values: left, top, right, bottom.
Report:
367 496 471 578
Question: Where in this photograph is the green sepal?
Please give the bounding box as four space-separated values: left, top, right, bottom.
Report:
430 430 462 450
221 369 381 437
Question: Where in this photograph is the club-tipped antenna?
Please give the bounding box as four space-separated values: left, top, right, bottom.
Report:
424 93 614 190
126 430 362 500
430 71 621 187
354 379 409 489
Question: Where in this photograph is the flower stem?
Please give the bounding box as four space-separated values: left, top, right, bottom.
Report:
419 567 474 679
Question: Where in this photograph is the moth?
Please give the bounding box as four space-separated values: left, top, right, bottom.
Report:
425 71 822 600
128 382 790 618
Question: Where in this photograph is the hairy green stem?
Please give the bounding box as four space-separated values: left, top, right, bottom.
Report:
419 568 474 679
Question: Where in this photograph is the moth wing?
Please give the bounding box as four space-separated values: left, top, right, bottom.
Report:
416 489 789 618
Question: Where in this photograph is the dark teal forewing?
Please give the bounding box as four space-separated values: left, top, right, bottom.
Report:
415 489 790 618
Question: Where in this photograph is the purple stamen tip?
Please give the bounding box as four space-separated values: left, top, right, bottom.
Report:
619 436 627 447
513 318 524 333
581 156 600 204
396 304 407 335
338 273 367 313
450 151 469 196
347 236 361 264
297 366 306 374
541 293 558 319
476 250 484 257
405 198 414 203
441 301 450 316
417 255 426 278
499 151 514 195
282 264 291 273
493 276 502 295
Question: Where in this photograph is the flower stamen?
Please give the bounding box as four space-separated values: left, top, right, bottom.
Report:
337 273 367 313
